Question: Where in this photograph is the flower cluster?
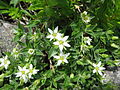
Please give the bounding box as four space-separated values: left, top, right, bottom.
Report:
16 64 39 83
81 11 91 24
92 62 105 76
11 48 19 59
47 26 71 66
81 36 92 53
0 56 10 69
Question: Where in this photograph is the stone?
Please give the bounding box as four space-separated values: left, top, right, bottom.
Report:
104 67 120 87
0 20 16 56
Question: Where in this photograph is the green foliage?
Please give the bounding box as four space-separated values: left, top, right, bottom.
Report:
0 0 120 89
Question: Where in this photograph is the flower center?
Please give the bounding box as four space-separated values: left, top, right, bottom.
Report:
84 16 89 20
59 40 64 45
60 56 65 61
52 33 57 37
95 67 99 71
21 71 25 74
4 60 8 64
29 69 33 73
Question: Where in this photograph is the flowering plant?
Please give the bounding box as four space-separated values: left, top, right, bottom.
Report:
0 0 120 90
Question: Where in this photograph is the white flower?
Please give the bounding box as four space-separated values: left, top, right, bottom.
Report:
53 36 71 51
80 44 88 53
83 37 92 45
92 62 105 76
16 66 29 83
30 32 38 41
11 48 19 58
28 49 34 55
81 11 91 23
53 52 70 66
46 26 62 41
0 56 10 69
28 64 39 79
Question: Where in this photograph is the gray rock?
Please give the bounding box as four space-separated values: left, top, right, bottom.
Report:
0 20 16 56
104 67 120 86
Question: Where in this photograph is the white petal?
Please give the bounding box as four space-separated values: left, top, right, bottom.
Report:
29 73 32 78
99 67 105 70
7 60 10 65
33 69 39 74
4 56 8 60
4 64 8 69
0 58 4 62
55 33 62 39
46 35 52 39
54 26 58 33
59 52 63 56
53 56 60 59
18 66 22 71
48 28 53 34
97 62 101 67
83 11 87 15
63 36 69 41
64 59 68 63
59 45 64 52
92 63 96 67
87 41 91 45
16 72 22 77
98 70 103 76
30 64 33 69
22 75 28 83
64 42 70 47
57 60 62 66
65 53 70 58
0 64 3 67
53 41 59 45
93 69 96 73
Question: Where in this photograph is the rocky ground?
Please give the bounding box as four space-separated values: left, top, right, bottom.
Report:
0 19 16 56
0 20 120 88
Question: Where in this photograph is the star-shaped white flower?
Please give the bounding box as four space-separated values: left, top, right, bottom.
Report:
53 53 70 66
80 44 89 53
92 62 105 76
28 64 39 79
53 36 71 51
16 66 29 83
30 32 38 41
11 48 19 58
81 11 91 23
83 37 92 45
28 49 35 55
0 56 10 69
46 26 62 41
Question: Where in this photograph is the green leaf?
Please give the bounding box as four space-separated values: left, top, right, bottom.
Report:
10 0 20 7
0 1 9 9
52 81 57 88
48 47 58 59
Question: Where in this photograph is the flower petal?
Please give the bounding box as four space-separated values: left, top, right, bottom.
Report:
59 45 64 52
98 70 103 76
64 59 68 63
54 26 58 33
53 41 59 45
63 36 69 41
93 69 96 73
57 60 62 66
48 28 53 34
53 56 60 59
97 62 101 67
64 42 70 47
